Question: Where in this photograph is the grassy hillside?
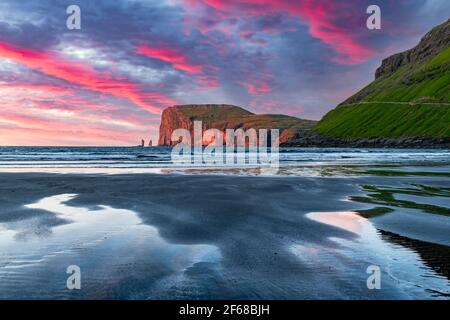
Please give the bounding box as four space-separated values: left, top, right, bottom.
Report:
315 20 450 139
315 103 450 138
177 104 252 124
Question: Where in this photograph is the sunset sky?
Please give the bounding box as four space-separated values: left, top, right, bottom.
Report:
0 0 449 146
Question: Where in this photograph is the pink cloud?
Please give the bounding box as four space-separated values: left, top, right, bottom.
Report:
0 41 176 113
239 64 274 96
0 107 154 146
0 76 162 146
291 1 374 64
180 0 375 64
0 83 72 95
0 124 142 146
137 44 220 89
137 45 203 74
246 82 272 95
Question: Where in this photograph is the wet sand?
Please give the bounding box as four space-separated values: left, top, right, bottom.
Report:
0 173 449 299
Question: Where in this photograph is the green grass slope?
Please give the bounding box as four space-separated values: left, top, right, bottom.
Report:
315 21 450 139
315 103 450 138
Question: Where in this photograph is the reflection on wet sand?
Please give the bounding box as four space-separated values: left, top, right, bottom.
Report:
0 194 221 299
306 211 370 235
379 229 450 282
0 172 449 299
304 210 450 298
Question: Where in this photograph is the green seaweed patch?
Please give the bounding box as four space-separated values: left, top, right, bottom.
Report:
350 184 450 216
411 184 450 196
356 207 394 219
365 170 450 178
368 184 450 197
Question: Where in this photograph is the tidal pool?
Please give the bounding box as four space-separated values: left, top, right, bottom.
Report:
301 211 450 299
0 194 221 299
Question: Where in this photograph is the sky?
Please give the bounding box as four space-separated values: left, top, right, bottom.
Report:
0 0 448 146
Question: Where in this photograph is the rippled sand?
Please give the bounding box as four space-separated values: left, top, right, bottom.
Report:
0 173 448 299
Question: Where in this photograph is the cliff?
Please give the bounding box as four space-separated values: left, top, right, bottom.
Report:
158 104 316 146
156 21 450 149
375 19 450 80
313 18 450 143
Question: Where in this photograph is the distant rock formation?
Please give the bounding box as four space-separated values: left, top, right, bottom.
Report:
158 104 316 146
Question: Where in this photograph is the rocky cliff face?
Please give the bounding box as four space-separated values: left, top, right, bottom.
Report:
375 18 450 79
158 104 316 146
158 106 194 146
347 19 449 106
313 18 450 145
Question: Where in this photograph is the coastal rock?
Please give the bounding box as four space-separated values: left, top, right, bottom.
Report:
282 132 450 148
158 106 195 146
158 104 316 146
313 19 450 148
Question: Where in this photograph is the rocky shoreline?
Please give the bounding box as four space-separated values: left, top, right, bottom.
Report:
281 132 450 149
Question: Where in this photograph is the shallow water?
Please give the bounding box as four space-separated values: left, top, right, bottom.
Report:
305 211 449 298
0 194 221 299
394 194 450 207
0 147 449 176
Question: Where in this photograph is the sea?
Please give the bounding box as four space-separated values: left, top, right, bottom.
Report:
0 146 449 175
0 147 449 299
